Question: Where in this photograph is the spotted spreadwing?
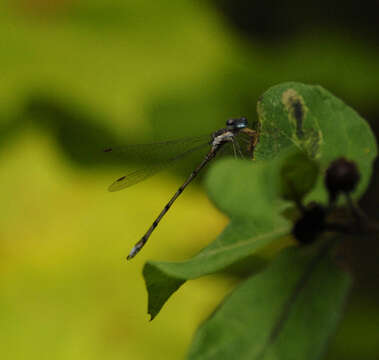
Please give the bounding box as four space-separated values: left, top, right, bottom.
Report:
105 117 259 260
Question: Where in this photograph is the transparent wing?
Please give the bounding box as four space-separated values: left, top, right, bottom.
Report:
104 134 212 163
105 135 212 192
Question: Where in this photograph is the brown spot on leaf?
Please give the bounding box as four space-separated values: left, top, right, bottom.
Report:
282 89 308 139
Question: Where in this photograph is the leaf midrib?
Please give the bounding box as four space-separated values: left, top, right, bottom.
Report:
254 240 334 360
195 226 289 259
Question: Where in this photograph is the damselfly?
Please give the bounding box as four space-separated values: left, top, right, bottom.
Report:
105 117 258 260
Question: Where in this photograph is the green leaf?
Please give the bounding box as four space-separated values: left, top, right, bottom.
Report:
144 159 291 319
143 264 185 321
187 241 352 360
143 82 377 319
256 82 377 202
279 151 320 202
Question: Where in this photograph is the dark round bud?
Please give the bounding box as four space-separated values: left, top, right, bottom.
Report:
325 158 360 201
292 203 326 244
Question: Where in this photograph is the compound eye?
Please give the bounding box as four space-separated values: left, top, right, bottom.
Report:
226 119 234 126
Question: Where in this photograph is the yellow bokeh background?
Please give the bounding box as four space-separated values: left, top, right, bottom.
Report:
0 2 235 358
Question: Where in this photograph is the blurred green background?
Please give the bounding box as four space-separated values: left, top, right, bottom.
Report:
0 1 378 359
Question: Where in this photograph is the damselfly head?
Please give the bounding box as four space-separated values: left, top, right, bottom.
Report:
226 117 248 131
